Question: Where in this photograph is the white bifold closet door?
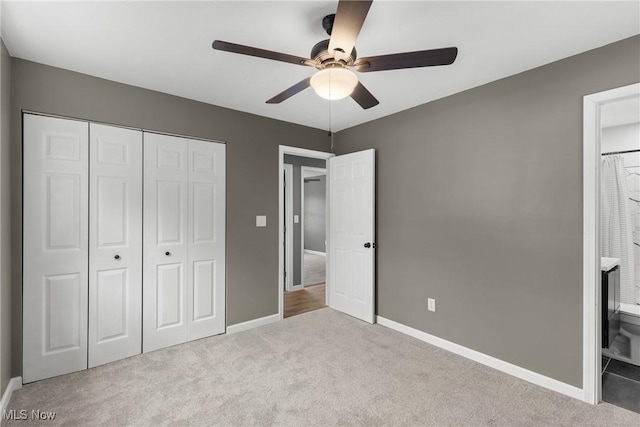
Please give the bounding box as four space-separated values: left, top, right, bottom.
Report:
143 133 225 353
186 139 226 342
23 116 144 382
23 114 89 383
88 123 143 368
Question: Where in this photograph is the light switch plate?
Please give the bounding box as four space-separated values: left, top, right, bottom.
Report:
294 215 299 223
428 298 436 312
256 215 267 227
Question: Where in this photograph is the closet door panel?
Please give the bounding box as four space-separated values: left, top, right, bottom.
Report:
143 133 188 352
23 114 89 383
95 268 127 339
157 180 184 243
187 140 226 341
89 123 142 368
157 263 184 328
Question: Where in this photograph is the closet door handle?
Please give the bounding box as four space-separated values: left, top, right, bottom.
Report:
114 255 121 260
165 251 171 256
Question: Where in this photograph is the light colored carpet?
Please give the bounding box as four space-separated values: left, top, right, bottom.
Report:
303 251 325 286
5 308 640 426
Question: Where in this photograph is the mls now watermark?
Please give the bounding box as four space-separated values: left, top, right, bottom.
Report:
4 409 56 421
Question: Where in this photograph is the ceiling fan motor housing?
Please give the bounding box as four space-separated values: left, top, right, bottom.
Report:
310 39 357 69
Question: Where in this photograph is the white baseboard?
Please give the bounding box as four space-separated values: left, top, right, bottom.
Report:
376 316 584 401
304 249 326 256
226 314 280 335
0 377 22 414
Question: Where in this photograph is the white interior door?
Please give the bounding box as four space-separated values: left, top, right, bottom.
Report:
143 132 189 352
88 123 142 367
23 114 89 382
328 149 375 323
186 139 226 341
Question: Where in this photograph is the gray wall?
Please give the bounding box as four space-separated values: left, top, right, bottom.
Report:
11 59 330 377
1 40 11 394
334 35 640 388
304 175 326 253
283 155 326 285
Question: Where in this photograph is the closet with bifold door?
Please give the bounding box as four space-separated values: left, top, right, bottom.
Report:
22 113 226 383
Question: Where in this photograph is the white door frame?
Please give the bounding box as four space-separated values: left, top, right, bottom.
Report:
279 146 334 320
300 166 327 288
283 163 294 291
582 82 640 404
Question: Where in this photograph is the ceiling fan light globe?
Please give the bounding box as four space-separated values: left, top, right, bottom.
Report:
310 68 358 100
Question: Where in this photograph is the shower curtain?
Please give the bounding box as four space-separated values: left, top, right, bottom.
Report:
601 155 638 305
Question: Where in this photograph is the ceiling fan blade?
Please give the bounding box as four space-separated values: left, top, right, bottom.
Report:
354 47 458 73
266 77 312 104
213 40 315 67
328 0 373 62
350 81 379 109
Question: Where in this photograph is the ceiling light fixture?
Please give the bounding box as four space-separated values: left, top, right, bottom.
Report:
213 1 459 109
310 67 358 100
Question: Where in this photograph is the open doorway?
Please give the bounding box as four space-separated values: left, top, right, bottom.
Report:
599 93 640 412
279 145 376 324
583 83 640 408
283 157 326 318
279 147 334 319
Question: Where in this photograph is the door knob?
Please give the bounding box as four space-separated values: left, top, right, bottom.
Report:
165 251 171 256
364 242 371 248
114 255 120 260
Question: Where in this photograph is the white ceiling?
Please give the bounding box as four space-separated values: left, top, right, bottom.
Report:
2 1 639 132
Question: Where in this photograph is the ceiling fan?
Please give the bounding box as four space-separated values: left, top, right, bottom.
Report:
212 0 458 110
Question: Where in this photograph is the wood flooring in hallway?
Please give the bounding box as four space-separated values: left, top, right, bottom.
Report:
284 283 326 318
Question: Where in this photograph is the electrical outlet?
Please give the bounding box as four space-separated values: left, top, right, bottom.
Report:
428 298 436 312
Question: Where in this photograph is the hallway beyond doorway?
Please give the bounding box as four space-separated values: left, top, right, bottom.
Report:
304 252 325 286
284 284 326 318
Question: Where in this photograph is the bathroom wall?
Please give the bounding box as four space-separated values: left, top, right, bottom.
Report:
602 123 640 153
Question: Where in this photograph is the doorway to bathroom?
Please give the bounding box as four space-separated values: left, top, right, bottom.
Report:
583 82 640 411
